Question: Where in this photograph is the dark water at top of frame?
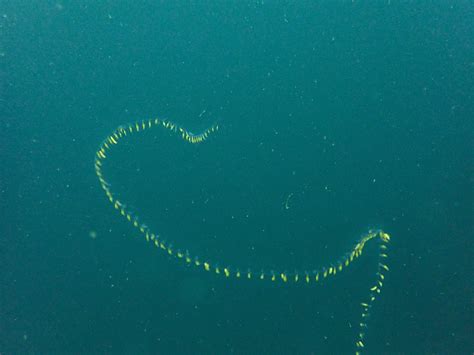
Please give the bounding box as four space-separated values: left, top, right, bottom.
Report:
1 1 473 354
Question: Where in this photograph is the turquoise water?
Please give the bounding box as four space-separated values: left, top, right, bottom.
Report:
2 2 472 354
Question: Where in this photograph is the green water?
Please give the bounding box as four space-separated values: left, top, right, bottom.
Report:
1 1 472 354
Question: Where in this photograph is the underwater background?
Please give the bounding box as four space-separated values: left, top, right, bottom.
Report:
1 1 473 354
